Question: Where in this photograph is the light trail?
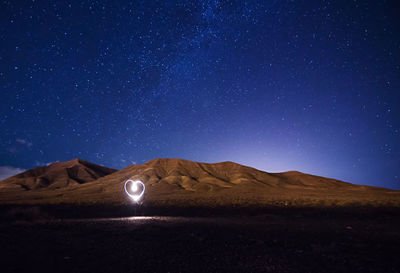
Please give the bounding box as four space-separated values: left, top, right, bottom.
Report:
124 180 145 202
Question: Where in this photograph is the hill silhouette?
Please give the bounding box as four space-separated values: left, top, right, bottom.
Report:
0 159 116 191
0 158 398 206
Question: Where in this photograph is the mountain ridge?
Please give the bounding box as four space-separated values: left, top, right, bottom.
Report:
0 158 116 191
0 158 398 206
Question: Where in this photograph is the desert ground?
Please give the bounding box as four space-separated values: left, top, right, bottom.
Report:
1 206 399 273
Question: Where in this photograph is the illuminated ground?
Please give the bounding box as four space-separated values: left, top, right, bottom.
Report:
1 208 399 273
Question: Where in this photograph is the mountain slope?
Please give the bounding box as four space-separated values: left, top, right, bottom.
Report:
0 159 116 191
1 158 398 206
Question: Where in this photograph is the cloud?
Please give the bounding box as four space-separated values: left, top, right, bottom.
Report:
0 166 26 181
16 138 33 147
7 138 33 154
121 159 136 165
35 161 59 166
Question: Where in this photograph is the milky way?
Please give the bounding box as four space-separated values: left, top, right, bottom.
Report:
0 0 399 189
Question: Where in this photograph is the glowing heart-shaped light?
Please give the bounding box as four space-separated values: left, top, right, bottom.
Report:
124 180 145 202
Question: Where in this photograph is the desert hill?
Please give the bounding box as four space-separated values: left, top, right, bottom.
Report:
0 158 116 191
0 158 399 206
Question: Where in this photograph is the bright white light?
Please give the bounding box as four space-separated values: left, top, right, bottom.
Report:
124 180 145 202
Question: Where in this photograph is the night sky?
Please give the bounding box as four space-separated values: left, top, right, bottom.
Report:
0 1 399 189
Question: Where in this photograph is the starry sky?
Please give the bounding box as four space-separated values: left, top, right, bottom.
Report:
0 0 399 189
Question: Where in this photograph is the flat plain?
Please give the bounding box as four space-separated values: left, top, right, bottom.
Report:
0 207 399 273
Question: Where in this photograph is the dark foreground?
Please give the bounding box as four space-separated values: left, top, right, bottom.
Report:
0 207 399 273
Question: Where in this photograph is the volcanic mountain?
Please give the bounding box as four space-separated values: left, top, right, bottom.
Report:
0 159 116 191
0 158 399 206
